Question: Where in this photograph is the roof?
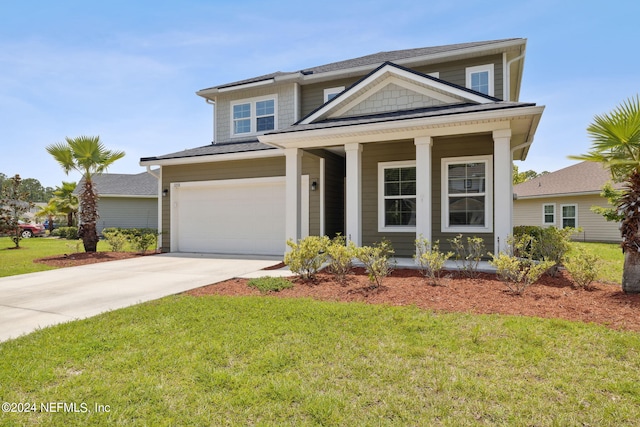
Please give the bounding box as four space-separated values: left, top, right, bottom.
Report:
514 161 623 198
139 140 276 162
202 38 523 92
75 171 158 197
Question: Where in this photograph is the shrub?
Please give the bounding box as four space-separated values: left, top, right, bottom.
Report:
564 247 600 290
414 236 453 286
247 276 294 293
102 228 127 252
52 226 79 240
355 240 395 288
489 234 554 295
325 234 356 283
284 235 330 280
127 228 158 254
513 226 578 276
448 234 485 278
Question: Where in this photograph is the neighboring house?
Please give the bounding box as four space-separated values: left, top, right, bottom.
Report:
513 161 623 242
75 171 158 234
140 38 544 256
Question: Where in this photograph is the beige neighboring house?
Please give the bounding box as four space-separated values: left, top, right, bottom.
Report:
513 161 623 243
141 38 545 256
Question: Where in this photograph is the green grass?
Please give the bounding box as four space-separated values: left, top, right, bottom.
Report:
570 242 624 284
248 276 295 293
1 295 639 426
0 237 138 277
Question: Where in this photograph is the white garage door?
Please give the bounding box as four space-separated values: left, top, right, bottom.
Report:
171 177 308 256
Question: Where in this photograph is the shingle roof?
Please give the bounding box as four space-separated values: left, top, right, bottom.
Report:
139 140 276 162
75 171 158 197
514 161 623 198
206 38 522 91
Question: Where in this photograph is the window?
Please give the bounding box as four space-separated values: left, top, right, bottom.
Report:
323 86 345 103
442 156 493 233
561 204 577 228
231 96 276 136
465 64 494 96
378 161 416 231
543 204 556 225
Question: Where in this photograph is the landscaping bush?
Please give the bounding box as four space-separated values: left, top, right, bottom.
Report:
564 247 601 290
414 236 453 286
513 226 578 276
284 235 330 280
127 228 158 254
490 234 554 295
355 240 395 288
325 234 356 283
448 234 485 278
247 276 294 293
52 226 79 240
102 228 128 252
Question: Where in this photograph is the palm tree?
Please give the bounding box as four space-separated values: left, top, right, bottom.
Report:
51 181 79 227
570 95 640 293
46 136 125 252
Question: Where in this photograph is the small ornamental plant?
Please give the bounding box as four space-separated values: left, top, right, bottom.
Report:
284 235 330 280
449 234 485 278
564 247 601 290
326 234 357 283
414 236 453 286
355 240 395 288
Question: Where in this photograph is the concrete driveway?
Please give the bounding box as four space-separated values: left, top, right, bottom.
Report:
0 253 281 342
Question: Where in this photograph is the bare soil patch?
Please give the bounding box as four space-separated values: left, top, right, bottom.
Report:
187 268 640 332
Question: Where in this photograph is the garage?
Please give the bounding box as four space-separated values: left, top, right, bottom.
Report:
170 176 308 256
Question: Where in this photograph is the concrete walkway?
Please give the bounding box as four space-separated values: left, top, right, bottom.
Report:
0 253 280 342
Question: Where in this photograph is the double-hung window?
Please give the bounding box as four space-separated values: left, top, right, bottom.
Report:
231 96 276 136
442 156 493 233
561 204 577 228
378 161 416 231
466 64 494 96
543 204 556 226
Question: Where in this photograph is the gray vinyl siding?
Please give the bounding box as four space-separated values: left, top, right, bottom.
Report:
514 195 621 243
431 135 495 255
300 77 360 118
160 154 321 251
96 197 158 234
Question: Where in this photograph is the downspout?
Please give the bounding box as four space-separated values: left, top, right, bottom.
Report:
206 98 216 144
505 48 526 102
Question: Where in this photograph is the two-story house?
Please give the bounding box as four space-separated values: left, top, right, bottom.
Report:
140 38 544 256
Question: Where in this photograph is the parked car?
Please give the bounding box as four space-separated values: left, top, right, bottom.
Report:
43 219 61 231
18 220 46 238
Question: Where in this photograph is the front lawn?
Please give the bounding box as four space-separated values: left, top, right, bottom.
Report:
0 296 639 426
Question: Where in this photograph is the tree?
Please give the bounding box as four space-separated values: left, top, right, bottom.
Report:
591 182 624 222
513 164 548 185
0 174 34 248
46 136 125 252
570 95 640 293
35 202 62 232
51 181 79 226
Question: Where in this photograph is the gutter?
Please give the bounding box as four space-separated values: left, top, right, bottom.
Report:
505 46 526 102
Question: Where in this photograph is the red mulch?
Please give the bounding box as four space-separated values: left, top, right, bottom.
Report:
186 267 640 332
33 253 640 332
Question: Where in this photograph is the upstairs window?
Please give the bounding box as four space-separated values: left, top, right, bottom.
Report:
231 96 276 136
323 86 345 103
466 64 494 96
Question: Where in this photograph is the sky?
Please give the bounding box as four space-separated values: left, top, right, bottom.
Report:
1 0 638 188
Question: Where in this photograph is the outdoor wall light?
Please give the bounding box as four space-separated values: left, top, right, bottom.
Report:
162 189 169 197
311 181 317 191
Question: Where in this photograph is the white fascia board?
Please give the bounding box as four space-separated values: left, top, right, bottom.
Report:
263 105 545 148
139 148 284 167
516 191 601 200
99 194 158 199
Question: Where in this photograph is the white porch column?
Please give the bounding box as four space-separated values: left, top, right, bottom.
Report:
415 136 433 246
285 148 302 250
493 129 512 253
345 143 362 246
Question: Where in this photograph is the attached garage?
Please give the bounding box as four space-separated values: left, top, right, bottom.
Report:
170 176 308 256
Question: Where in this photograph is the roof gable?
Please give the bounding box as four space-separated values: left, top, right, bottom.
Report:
300 62 496 125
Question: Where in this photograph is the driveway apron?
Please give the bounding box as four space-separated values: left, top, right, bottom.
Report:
0 253 279 342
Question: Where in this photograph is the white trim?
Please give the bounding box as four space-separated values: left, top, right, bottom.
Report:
466 64 495 97
378 160 417 232
99 194 157 199
230 94 278 138
140 149 283 167
542 203 556 226
415 136 433 245
217 79 274 93
441 155 493 234
323 86 345 103
560 203 578 228
345 143 362 246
